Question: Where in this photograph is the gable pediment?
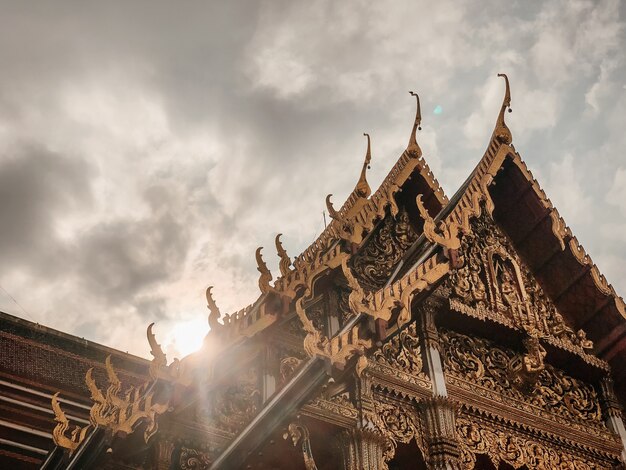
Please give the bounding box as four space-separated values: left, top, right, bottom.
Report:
446 209 607 370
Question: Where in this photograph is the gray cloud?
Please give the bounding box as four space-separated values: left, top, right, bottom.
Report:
0 143 93 270
0 0 624 356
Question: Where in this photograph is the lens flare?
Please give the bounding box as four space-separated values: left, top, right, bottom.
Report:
165 317 207 359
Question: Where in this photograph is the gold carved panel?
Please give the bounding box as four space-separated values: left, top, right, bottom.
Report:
447 210 603 367
440 329 604 430
368 321 431 391
457 415 616 469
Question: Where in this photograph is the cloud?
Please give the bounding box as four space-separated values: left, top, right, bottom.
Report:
0 0 625 356
0 143 93 270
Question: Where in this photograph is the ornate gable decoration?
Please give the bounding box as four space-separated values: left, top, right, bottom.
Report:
51 324 176 454
441 329 604 431
446 210 604 368
351 208 418 292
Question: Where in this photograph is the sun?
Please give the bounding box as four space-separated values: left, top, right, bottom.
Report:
164 317 208 359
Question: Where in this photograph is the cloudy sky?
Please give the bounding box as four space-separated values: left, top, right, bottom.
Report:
0 1 625 358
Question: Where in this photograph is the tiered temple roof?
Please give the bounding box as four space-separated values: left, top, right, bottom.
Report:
17 75 626 469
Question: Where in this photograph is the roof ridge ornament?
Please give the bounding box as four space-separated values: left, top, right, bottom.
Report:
275 234 292 277
206 286 222 330
494 73 513 145
147 323 167 377
407 91 423 158
256 247 273 295
354 133 372 199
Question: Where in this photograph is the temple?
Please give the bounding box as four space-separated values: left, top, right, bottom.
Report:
2 75 626 469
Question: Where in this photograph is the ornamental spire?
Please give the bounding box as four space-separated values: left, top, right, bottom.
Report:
275 233 292 277
147 323 167 376
494 73 513 145
354 133 372 199
256 247 273 295
407 91 422 157
206 286 222 330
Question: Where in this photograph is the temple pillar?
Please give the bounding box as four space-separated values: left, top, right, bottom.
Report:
422 397 462 470
340 371 395 470
600 377 626 464
339 429 391 470
420 302 447 397
419 301 463 470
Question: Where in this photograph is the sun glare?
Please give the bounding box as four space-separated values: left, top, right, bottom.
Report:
164 317 208 359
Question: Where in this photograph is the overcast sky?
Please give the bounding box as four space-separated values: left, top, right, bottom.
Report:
0 1 624 358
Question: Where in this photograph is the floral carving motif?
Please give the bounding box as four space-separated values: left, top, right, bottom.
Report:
351 209 418 291
440 330 603 427
457 415 612 470
179 447 213 470
308 391 358 420
369 321 430 389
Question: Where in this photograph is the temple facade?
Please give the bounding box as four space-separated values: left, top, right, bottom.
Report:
2 75 626 469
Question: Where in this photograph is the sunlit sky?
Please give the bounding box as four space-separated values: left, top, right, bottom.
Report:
0 1 625 359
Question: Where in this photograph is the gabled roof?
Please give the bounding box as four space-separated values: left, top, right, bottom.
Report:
383 74 626 398
203 92 449 344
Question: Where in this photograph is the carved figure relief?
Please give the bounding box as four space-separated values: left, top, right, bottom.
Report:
440 330 603 428
351 209 418 291
448 210 595 355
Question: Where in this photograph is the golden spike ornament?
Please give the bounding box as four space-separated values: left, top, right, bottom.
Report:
275 233 292 277
494 73 513 145
407 91 422 157
51 326 174 455
355 133 372 199
147 323 167 378
256 247 273 295
51 393 91 453
325 194 341 221
416 194 460 251
325 194 354 242
341 256 399 321
85 368 108 426
206 286 222 331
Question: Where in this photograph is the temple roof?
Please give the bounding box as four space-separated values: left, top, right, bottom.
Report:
41 75 626 469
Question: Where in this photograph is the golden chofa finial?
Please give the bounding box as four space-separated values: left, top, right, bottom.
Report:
275 234 292 277
256 247 273 295
494 73 513 145
206 286 222 330
407 91 422 158
147 323 167 376
354 133 372 199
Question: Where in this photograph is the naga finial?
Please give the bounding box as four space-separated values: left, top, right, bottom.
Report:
105 356 121 387
147 323 167 375
85 368 105 404
275 234 292 277
407 91 422 157
494 73 513 145
256 247 273 295
325 194 340 221
206 286 222 331
354 133 372 199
